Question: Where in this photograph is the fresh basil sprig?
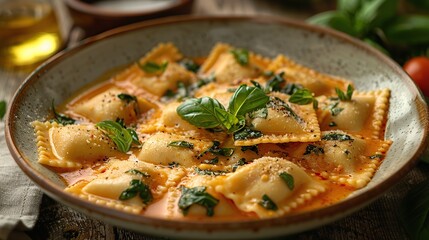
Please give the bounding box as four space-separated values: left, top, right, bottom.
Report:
177 85 269 134
0 100 6 120
400 179 429 240
335 85 354 101
51 100 75 125
138 61 168 73
96 120 141 153
178 186 219 217
230 49 249 66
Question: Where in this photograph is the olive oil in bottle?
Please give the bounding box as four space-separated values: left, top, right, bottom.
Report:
0 0 62 70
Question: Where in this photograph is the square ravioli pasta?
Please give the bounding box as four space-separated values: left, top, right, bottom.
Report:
32 42 392 220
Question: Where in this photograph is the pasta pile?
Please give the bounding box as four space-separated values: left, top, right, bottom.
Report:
32 43 391 220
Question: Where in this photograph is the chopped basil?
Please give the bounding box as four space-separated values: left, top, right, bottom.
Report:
303 144 324 155
233 127 263 140
177 85 269 134
241 145 259 154
168 141 194 149
51 100 75 125
230 48 249 66
269 97 303 123
289 88 318 109
96 120 134 153
282 83 303 95
207 141 234 157
279 172 295 191
259 194 278 211
329 121 337 127
194 167 227 176
138 61 168 73
0 100 6 120
178 186 219 216
248 107 268 119
125 169 150 177
328 101 344 116
203 157 219 165
179 58 200 73
335 84 354 101
119 179 152 204
369 154 384 159
265 72 285 92
117 93 137 103
322 132 353 141
168 162 180 168
232 158 247 172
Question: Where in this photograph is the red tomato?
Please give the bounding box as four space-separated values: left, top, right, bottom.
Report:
403 56 429 96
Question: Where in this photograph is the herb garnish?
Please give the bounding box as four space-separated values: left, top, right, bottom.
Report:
232 158 247 172
230 48 249 66
125 169 150 178
328 101 344 116
248 107 268 119
168 141 194 149
96 120 141 153
0 100 6 120
303 144 324 155
289 88 318 109
138 61 168 73
177 85 269 134
241 145 259 154
203 157 219 165
322 132 353 141
195 167 227 176
279 172 295 191
119 179 152 204
282 83 303 95
265 72 286 92
51 100 75 125
234 127 263 141
269 97 303 123
179 58 200 73
178 186 219 216
117 93 137 103
369 154 384 159
335 84 354 101
205 141 234 157
329 121 337 127
259 194 278 211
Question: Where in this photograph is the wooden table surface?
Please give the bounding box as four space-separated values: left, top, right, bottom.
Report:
1 1 427 239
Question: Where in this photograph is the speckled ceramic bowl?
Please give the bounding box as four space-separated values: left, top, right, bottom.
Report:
6 16 429 239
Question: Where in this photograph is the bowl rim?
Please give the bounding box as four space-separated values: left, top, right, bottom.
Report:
5 15 429 231
64 0 193 18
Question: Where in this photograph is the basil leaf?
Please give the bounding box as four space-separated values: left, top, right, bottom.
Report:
337 0 362 16
322 132 353 141
265 72 285 92
213 106 243 133
0 100 6 120
117 93 137 103
177 97 226 129
230 49 249 66
289 88 314 105
138 61 168 73
195 167 227 176
269 97 303 123
232 158 247 172
241 145 259 154
307 11 357 37
139 183 153 204
259 194 278 211
179 58 200 73
178 186 219 217
119 179 152 204
228 85 270 117
168 141 194 149
234 127 263 141
127 128 141 146
125 169 150 177
279 172 295 191
203 157 219 165
384 15 429 46
207 141 234 157
282 83 303 95
51 101 75 126
335 85 354 101
96 120 132 153
304 144 324 155
354 0 398 35
400 179 429 240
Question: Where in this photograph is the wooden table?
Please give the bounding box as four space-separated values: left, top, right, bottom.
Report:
1 1 426 239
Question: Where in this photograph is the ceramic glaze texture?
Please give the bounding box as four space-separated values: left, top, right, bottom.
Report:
6 17 428 239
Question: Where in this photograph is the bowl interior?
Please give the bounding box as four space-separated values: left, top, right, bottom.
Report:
6 16 428 237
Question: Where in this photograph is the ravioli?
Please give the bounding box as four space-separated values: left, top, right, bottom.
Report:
32 43 392 220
